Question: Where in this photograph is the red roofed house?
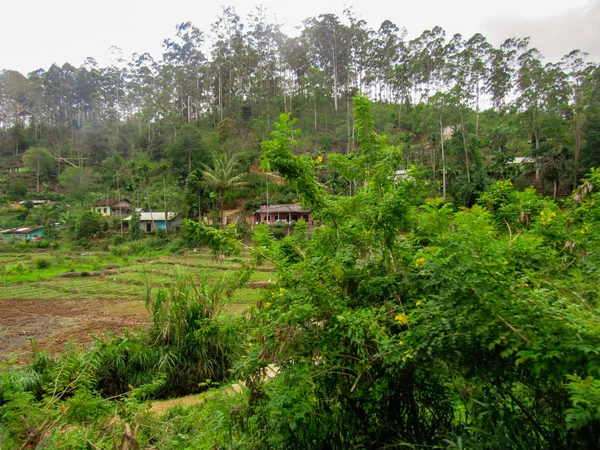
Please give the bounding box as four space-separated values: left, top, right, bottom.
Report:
253 204 315 225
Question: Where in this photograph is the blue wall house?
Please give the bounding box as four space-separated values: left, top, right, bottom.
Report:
123 212 179 233
1 226 45 242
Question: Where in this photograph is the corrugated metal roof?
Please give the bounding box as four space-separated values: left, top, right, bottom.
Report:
1 226 44 234
124 212 177 221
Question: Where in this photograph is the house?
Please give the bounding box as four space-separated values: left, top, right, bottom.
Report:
509 156 536 165
91 198 132 217
1 226 45 243
19 199 54 207
124 212 179 233
253 204 315 225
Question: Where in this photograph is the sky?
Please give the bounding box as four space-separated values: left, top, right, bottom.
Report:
1 0 599 74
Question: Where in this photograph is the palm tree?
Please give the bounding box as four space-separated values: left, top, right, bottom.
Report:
202 155 247 227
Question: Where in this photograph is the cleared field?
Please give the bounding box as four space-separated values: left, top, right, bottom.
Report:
0 248 274 361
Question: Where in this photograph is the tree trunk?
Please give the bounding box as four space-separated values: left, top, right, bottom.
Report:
164 176 168 237
440 118 446 200
35 161 40 193
573 112 582 189
219 195 225 228
461 121 471 183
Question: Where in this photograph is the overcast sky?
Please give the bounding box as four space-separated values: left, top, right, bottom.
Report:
1 0 598 74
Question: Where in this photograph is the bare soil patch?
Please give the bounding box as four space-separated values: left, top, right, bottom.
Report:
0 297 147 362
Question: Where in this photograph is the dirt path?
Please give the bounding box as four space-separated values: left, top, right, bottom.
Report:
0 297 147 362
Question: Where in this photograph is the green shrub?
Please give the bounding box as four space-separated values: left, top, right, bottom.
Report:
166 236 189 253
33 257 52 270
37 239 49 249
64 389 111 424
112 234 126 246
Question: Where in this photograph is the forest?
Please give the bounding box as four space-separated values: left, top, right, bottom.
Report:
1 7 599 215
1 7 600 449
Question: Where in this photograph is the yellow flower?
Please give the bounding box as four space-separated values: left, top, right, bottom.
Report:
271 292 275 297
503 261 508 265
394 314 409 325
416 301 422 307
415 257 425 268
316 155 323 163
241 355 247 359
279 287 285 293
402 356 407 362
248 343 253 348
521 283 529 287
265 302 272 308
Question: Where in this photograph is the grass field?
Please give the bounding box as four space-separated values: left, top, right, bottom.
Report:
0 247 274 361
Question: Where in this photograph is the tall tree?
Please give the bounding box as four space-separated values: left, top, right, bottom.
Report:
22 147 54 193
201 154 247 227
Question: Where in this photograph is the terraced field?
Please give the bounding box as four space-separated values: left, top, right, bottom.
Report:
0 249 273 361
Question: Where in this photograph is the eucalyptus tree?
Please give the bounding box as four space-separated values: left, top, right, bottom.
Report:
343 8 373 151
408 26 446 103
300 67 329 135
0 70 30 130
371 20 402 102
582 65 600 170
127 52 159 134
463 33 491 136
246 7 283 122
43 63 77 129
485 44 514 113
301 13 350 115
210 7 247 122
429 92 454 199
516 47 546 152
161 22 208 123
561 50 594 187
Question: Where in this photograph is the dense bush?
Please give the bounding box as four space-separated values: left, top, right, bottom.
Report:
2 98 600 449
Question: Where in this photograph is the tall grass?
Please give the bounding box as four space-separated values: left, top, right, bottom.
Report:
145 266 228 346
141 267 242 397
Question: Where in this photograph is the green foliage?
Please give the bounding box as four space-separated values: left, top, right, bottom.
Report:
182 219 241 260
6 181 27 199
230 97 600 449
73 211 103 240
33 257 52 270
129 210 142 240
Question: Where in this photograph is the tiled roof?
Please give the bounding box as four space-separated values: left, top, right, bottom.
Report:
253 204 310 214
92 198 131 207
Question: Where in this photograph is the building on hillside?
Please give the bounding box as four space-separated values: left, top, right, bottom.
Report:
253 204 315 225
91 198 132 217
123 212 180 233
3 163 24 173
509 156 536 165
19 199 54 207
1 226 45 242
224 209 245 225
